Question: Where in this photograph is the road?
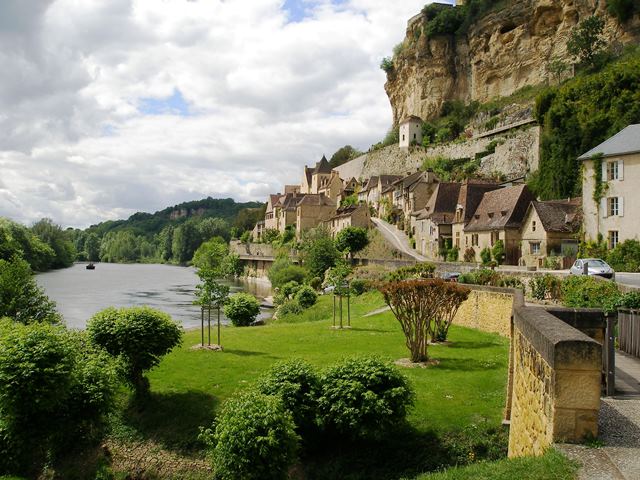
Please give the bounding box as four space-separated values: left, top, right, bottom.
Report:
616 273 640 289
370 218 428 262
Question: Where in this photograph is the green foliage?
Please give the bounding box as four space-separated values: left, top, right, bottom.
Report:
309 276 323 291
0 218 55 271
277 300 304 316
329 145 362 168
380 57 394 73
0 321 117 473
256 359 320 435
532 43 640 200
31 218 76 268
479 247 492 265
617 291 640 309
497 276 523 289
316 356 414 439
529 274 562 301
194 266 230 309
463 247 476 263
388 262 436 281
349 278 369 295
424 5 465 37
606 239 640 272
335 227 369 258
371 126 400 151
240 230 251 243
268 257 307 289
567 16 607 70
295 285 318 309
205 392 298 480
422 0 501 38
579 235 608 259
543 256 562 270
458 268 501 286
262 228 281 244
192 237 228 271
224 293 261 327
607 0 639 22
561 275 620 312
447 246 459 262
421 156 480 181
87 306 183 396
491 240 505 265
300 229 339 279
0 256 60 325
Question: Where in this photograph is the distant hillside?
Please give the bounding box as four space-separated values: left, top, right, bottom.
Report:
86 197 264 238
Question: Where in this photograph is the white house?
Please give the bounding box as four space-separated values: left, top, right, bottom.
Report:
399 115 423 149
580 124 640 249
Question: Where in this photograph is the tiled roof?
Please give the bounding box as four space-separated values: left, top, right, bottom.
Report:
530 198 582 233
296 194 336 207
313 155 332 174
456 180 501 224
361 176 379 192
465 184 535 232
578 124 640 160
329 205 361 220
415 182 461 223
304 167 313 186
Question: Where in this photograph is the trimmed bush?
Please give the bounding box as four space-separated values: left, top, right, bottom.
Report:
349 278 368 296
316 356 414 439
224 293 261 327
458 268 501 286
388 262 436 281
529 274 562 301
87 306 182 397
277 300 303 317
295 285 317 309
206 392 298 480
256 359 320 435
561 275 620 312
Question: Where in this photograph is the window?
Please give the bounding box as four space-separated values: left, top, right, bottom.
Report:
530 242 541 255
455 231 460 248
532 221 536 232
609 231 619 249
491 231 499 246
607 161 619 181
402 134 405 141
608 197 619 216
471 234 479 247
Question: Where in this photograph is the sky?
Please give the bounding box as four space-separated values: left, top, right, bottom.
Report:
0 0 428 229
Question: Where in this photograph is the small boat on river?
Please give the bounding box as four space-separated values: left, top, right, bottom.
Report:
86 263 96 270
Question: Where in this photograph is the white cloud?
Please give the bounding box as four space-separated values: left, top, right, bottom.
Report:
0 0 426 228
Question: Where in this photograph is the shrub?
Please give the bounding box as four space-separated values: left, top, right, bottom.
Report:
480 247 492 265
316 356 414 439
529 274 562 301
256 359 320 435
277 300 304 316
224 293 261 327
442 423 509 466
446 246 459 262
87 306 183 397
561 275 621 312
268 257 307 289
607 0 638 22
278 280 302 304
0 321 117 473
205 392 298 480
498 276 523 289
295 285 318 309
301 231 340 279
0 256 60 325
349 278 369 296
309 276 323 291
388 262 436 281
491 240 506 265
458 268 501 286
617 291 640 309
543 256 562 270
463 247 476 263
606 239 640 272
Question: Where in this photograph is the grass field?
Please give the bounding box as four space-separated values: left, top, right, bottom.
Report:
46 291 577 479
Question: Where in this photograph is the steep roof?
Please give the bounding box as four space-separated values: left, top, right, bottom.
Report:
465 184 535 232
361 176 379 192
379 175 402 187
578 124 640 160
304 167 313 187
456 180 501 224
329 204 363 220
313 155 332 174
296 193 336 207
416 183 461 223
529 198 582 233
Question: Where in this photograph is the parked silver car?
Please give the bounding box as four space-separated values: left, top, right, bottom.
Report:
569 258 615 279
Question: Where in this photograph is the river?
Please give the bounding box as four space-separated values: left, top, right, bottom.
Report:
36 263 272 330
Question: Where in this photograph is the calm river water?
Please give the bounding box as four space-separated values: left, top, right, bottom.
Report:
36 263 272 330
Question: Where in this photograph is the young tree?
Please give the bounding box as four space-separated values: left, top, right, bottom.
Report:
492 239 506 265
567 15 606 70
192 237 228 271
87 306 183 398
301 228 339 279
432 282 470 342
335 227 369 260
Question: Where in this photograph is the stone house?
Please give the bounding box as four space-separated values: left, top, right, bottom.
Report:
264 194 283 232
325 204 371 237
464 184 536 265
358 176 377 204
580 124 640 249
337 177 360 205
251 220 265 242
275 193 302 234
390 170 439 232
295 194 337 238
520 198 582 268
451 180 501 257
413 182 461 260
399 115 423 149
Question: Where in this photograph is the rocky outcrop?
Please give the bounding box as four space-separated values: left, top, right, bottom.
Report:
386 0 640 124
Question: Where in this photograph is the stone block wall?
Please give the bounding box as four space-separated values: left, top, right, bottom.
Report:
453 285 519 337
507 306 602 458
230 241 275 258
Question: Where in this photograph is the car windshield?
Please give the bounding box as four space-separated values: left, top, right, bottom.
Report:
586 260 607 268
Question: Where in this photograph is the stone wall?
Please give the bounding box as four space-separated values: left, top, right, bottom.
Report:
230 241 276 258
335 126 539 182
453 285 518 337
507 306 602 458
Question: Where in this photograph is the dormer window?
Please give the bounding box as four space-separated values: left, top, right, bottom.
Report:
488 213 494 218
474 214 480 219
501 210 508 216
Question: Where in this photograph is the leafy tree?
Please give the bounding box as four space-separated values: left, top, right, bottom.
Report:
491 240 506 265
99 230 141 263
380 57 393 73
192 237 228 271
31 218 76 268
607 0 638 23
606 239 640 272
0 218 55 271
233 207 264 235
198 217 229 242
329 145 362 168
0 256 60 324
240 230 251 243
202 392 298 480
0 320 118 473
335 227 369 260
294 285 317 309
87 306 183 398
300 228 339 279
158 225 174 261
262 228 280 244
268 257 307 289
480 247 492 265
84 232 101 261
172 221 201 263
567 15 607 70
547 56 569 84
224 293 261 327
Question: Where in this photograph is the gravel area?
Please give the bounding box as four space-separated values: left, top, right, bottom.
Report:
558 398 640 480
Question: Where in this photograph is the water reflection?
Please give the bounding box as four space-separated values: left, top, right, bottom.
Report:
36 263 272 330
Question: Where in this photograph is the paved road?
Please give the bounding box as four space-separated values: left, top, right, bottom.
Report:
370 218 427 262
616 273 640 289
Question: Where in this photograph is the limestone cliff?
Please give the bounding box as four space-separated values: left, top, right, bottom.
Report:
386 0 640 124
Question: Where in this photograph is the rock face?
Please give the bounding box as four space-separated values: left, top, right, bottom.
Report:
386 0 640 124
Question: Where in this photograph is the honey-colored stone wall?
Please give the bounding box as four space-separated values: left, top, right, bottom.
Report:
453 287 515 337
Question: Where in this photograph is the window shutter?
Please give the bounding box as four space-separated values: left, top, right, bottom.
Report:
602 161 607 180
601 198 608 218
618 159 624 180
619 196 624 217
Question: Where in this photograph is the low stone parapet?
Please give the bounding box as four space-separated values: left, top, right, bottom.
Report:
453 285 522 337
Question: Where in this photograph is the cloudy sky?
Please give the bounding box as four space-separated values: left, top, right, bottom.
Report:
0 0 431 228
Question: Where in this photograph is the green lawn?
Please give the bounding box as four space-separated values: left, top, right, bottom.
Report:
97 292 577 479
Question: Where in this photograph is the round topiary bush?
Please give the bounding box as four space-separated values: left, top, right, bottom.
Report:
349 278 368 296
209 392 298 480
224 293 261 326
316 356 414 439
256 359 320 435
294 285 317 309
